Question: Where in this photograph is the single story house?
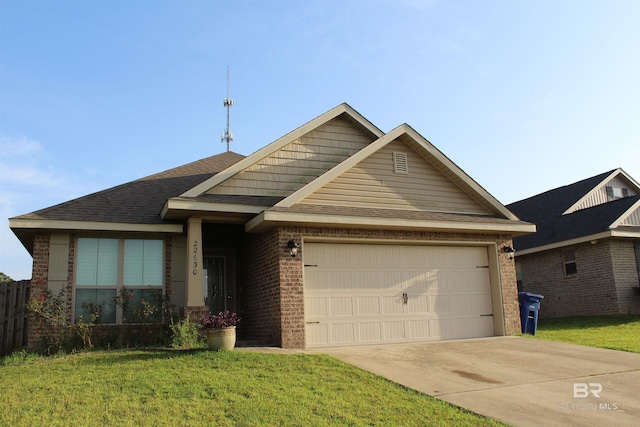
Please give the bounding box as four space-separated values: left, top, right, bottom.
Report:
507 169 640 318
10 103 535 348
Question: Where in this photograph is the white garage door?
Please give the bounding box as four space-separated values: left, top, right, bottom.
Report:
304 243 495 348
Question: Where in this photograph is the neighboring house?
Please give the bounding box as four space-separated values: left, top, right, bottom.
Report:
507 169 640 318
10 103 534 349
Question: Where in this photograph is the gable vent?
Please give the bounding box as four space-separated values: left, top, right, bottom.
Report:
393 151 409 174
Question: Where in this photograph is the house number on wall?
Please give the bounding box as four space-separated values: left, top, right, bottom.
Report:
192 240 199 275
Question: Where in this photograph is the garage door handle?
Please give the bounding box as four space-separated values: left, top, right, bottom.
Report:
402 292 408 305
481 314 493 317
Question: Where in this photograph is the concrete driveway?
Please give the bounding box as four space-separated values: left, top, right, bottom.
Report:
317 337 640 427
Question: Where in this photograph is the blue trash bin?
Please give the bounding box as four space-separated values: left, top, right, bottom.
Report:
518 292 544 335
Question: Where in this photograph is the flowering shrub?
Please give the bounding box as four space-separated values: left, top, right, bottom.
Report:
114 286 134 321
201 311 240 329
114 286 175 323
26 287 97 354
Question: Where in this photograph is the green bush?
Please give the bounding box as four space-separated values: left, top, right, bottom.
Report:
169 317 203 349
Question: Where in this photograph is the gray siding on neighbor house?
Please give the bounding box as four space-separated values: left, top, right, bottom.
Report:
621 206 640 226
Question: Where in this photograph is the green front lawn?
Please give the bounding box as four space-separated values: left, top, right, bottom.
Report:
0 350 504 427
533 315 640 353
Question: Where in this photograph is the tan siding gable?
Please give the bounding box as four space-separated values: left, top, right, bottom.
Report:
620 206 640 226
568 175 639 214
297 139 492 215
206 116 373 197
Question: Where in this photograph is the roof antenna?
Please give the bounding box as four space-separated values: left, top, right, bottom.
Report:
221 66 234 152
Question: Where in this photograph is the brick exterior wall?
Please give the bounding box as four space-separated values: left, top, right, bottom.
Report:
27 226 522 349
27 233 51 348
242 225 521 349
242 228 283 345
519 238 640 318
611 239 640 315
27 232 177 349
497 239 522 335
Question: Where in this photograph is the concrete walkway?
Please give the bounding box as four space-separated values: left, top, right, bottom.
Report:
317 337 640 427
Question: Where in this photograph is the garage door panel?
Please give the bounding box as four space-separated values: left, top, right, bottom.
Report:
356 296 381 315
359 322 382 342
329 297 353 316
409 319 430 339
331 323 355 343
307 323 329 345
306 297 328 317
304 243 496 348
407 295 430 314
429 295 450 312
383 321 406 340
382 296 404 314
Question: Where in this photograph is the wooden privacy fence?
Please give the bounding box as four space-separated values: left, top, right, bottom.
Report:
1 280 31 355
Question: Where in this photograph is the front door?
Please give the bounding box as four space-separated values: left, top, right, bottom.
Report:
203 256 227 314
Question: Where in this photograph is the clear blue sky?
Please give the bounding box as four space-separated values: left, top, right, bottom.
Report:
1 0 639 280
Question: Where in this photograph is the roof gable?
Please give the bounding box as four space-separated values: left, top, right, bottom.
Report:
277 124 517 220
563 169 640 215
612 198 640 227
512 195 640 253
295 136 492 215
508 168 640 222
181 103 383 198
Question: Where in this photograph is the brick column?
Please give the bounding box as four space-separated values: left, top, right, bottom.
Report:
27 233 51 348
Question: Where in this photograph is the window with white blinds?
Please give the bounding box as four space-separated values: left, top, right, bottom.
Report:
123 239 163 286
76 238 118 286
75 237 164 324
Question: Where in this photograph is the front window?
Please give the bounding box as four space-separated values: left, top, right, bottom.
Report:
75 238 164 323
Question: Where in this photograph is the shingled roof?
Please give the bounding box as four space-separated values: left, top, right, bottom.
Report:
509 194 640 251
507 169 640 252
506 170 615 221
12 151 246 225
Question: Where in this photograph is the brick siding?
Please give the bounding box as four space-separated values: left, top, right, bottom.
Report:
610 239 640 315
519 238 640 317
242 228 283 345
28 227 522 349
27 232 51 348
243 226 521 348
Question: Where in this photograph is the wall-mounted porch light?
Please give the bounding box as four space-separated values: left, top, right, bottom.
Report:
503 246 515 260
287 240 299 258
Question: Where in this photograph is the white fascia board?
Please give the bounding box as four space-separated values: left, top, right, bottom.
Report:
610 229 640 238
245 210 537 234
161 198 267 219
609 199 640 228
9 219 183 234
514 231 614 256
181 104 384 198
562 169 621 215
